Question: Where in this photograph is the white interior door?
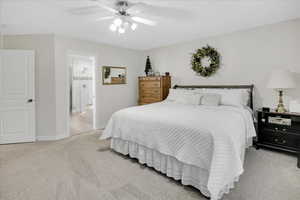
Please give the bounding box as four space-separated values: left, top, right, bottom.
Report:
0 50 35 144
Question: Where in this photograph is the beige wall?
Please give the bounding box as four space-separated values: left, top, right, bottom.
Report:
0 33 2 49
147 19 300 109
3 34 56 138
3 18 300 139
0 36 2 49
0 0 2 49
54 36 145 137
3 34 145 139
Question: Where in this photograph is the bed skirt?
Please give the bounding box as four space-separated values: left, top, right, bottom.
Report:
111 138 212 197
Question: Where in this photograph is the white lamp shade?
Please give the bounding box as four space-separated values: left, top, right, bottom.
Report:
267 69 296 89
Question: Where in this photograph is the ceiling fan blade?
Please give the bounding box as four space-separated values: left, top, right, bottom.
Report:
128 0 212 8
90 0 118 13
131 16 157 26
69 6 101 15
128 2 193 20
95 16 114 21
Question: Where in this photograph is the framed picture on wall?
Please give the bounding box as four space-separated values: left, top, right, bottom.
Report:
102 66 127 85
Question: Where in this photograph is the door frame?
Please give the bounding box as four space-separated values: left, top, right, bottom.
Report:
66 52 96 137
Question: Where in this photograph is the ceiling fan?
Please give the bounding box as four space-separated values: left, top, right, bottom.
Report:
72 0 158 34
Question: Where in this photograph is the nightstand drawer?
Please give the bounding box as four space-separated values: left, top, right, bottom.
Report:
261 131 300 150
264 125 300 135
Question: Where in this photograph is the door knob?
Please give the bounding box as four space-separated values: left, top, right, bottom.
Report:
27 99 34 103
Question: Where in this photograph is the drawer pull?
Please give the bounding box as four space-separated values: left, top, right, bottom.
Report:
282 128 287 132
274 139 287 144
275 127 278 131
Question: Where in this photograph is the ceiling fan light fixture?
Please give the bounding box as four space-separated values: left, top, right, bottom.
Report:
73 0 157 35
118 27 125 34
131 23 137 31
113 18 122 26
123 21 130 28
109 23 117 32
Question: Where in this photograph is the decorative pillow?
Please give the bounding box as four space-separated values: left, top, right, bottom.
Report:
200 94 221 106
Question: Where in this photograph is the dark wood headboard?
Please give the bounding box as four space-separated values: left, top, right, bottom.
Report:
173 84 254 109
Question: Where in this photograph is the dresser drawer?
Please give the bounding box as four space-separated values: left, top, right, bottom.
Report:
139 97 161 103
139 77 161 81
140 93 161 99
140 81 161 88
261 130 300 150
140 88 161 96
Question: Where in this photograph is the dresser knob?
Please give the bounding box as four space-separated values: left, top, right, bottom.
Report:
282 128 286 132
274 138 278 142
282 140 286 144
275 127 278 131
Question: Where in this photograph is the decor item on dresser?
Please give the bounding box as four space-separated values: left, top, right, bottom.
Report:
102 66 126 85
144 56 152 76
267 69 296 113
255 109 300 168
138 76 171 105
191 45 220 77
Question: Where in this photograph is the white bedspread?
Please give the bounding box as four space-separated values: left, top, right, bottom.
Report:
101 102 256 200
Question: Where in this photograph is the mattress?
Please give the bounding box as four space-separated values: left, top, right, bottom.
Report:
101 102 256 199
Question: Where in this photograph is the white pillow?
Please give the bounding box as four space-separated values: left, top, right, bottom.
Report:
222 90 247 107
174 93 202 105
166 89 194 101
195 89 248 107
200 94 221 106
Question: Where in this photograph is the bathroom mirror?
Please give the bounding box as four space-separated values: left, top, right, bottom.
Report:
102 66 127 85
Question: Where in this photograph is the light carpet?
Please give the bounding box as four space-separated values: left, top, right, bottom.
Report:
0 131 299 200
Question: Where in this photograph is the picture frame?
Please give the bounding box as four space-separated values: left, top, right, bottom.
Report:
102 66 127 85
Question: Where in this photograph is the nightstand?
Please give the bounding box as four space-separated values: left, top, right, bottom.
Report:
255 110 300 168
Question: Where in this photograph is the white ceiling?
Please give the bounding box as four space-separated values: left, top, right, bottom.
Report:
1 0 300 50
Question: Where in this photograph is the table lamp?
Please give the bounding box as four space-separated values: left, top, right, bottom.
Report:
267 69 296 113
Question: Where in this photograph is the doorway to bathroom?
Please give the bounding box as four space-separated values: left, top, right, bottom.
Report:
69 55 96 136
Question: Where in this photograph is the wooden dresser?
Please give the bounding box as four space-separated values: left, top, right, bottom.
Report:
138 76 171 105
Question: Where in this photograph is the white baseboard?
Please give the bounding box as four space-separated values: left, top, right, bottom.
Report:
37 133 69 141
0 136 36 144
56 132 69 140
36 135 56 141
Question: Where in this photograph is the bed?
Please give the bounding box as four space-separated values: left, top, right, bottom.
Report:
101 85 256 200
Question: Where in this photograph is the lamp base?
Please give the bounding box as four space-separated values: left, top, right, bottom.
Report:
276 103 287 113
276 90 287 113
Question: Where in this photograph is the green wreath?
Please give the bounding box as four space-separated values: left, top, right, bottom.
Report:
191 45 220 77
